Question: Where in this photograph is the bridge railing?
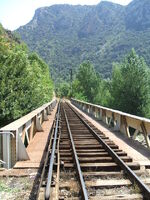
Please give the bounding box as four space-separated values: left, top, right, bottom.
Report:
71 98 150 149
0 98 57 169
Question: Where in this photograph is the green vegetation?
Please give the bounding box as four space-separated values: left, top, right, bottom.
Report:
0 180 20 193
111 49 150 117
72 62 111 106
0 24 53 127
16 0 150 80
1 0 150 126
73 62 99 102
72 49 150 118
0 177 33 199
55 81 70 98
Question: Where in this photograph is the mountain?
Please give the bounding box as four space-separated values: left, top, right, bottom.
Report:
126 0 150 31
16 0 150 80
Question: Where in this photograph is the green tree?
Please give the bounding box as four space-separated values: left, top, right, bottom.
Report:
0 25 53 127
28 53 53 107
94 79 111 107
72 79 87 101
111 49 150 117
73 62 99 102
55 81 70 97
72 61 111 106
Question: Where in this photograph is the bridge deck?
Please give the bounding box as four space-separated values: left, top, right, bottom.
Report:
1 100 150 175
14 105 57 169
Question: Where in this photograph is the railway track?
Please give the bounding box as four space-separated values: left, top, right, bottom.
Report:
37 101 150 200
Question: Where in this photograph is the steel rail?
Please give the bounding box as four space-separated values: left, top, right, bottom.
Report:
67 102 150 199
63 106 89 200
55 128 61 200
45 102 61 200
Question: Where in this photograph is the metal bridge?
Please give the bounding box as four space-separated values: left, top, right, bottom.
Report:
1 99 150 199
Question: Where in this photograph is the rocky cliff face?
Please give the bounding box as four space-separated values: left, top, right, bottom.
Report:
16 0 150 80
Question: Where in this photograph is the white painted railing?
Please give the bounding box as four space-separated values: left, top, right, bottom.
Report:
0 98 57 168
71 98 150 148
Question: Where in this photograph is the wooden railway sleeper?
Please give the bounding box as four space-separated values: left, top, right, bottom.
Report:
63 105 89 200
67 102 150 199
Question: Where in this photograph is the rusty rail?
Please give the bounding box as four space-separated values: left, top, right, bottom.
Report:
45 102 61 200
68 102 150 199
63 106 88 200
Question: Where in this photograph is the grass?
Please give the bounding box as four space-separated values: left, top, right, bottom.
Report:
0 177 33 200
0 180 20 193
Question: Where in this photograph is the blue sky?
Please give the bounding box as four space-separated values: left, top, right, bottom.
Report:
0 0 132 30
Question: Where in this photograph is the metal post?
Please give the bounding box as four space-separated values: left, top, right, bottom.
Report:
0 132 14 169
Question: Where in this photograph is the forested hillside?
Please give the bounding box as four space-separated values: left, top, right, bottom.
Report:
16 0 150 79
72 49 150 118
0 24 53 127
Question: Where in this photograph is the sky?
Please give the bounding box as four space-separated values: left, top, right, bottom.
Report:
0 0 132 31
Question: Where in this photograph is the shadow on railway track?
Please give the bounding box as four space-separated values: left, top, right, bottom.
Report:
79 108 150 160
28 126 53 200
